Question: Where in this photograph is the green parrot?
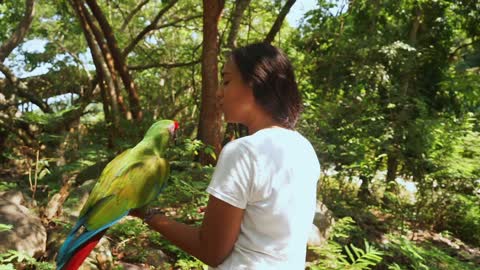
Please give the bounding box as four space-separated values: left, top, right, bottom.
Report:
56 119 179 270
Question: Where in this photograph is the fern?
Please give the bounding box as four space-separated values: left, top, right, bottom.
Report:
387 263 404 270
309 240 346 270
309 239 383 270
385 235 429 270
343 240 384 269
0 250 54 270
0 250 36 265
331 216 357 240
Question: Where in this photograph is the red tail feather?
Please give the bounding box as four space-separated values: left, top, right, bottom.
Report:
62 230 106 270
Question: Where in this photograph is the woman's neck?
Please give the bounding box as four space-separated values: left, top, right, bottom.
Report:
244 109 283 135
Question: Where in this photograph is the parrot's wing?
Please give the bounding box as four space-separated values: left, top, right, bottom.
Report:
58 155 170 266
79 148 132 217
83 155 170 230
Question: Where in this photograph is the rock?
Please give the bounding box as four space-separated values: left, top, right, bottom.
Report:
308 224 324 246
120 244 170 268
0 195 47 257
63 179 96 218
76 161 109 185
0 190 25 205
80 237 113 270
117 261 150 270
44 193 63 220
92 237 113 269
45 223 67 261
145 249 169 267
308 201 335 247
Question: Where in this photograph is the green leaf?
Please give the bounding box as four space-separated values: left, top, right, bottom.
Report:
0 224 13 232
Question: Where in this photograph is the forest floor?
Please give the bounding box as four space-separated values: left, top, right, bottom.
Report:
1 163 479 269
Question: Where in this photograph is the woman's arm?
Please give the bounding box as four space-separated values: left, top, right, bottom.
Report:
134 195 244 267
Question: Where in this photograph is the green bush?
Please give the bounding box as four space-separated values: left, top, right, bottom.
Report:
441 194 480 246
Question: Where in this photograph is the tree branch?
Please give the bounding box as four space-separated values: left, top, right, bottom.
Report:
0 62 52 113
0 0 36 62
154 14 202 29
122 0 179 58
449 39 479 62
264 0 296 44
129 60 200 71
54 40 92 81
120 0 150 31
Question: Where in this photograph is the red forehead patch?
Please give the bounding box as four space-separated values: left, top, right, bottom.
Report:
173 121 179 130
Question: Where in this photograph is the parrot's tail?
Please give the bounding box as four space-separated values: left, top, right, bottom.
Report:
58 229 106 270
56 197 129 269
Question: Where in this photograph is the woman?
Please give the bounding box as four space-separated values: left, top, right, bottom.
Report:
132 43 320 269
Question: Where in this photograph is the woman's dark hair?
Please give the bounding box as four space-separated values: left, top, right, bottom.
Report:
231 42 303 129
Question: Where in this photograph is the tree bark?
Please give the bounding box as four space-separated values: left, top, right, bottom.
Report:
264 0 296 44
198 0 225 165
0 0 35 62
85 0 143 121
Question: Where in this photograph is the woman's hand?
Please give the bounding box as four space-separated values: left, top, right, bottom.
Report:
129 207 147 219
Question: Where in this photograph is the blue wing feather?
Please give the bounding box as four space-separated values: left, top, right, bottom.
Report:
56 194 129 269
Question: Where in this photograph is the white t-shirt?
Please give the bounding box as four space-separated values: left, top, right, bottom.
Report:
207 127 321 270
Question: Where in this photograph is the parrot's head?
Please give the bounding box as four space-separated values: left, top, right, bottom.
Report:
144 119 179 152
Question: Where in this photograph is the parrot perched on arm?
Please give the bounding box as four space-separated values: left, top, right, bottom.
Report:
56 119 179 270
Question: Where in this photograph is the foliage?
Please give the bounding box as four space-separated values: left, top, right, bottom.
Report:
440 194 480 246
309 217 383 270
382 234 480 270
0 250 54 270
0 182 17 192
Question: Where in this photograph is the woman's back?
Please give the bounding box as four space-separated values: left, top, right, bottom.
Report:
207 127 320 269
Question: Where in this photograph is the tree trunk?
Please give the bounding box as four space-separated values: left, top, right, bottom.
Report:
198 0 225 165
79 2 129 120
226 0 252 49
223 0 251 143
264 0 296 44
385 152 398 193
85 0 143 121
99 81 116 148
358 174 372 203
71 0 120 147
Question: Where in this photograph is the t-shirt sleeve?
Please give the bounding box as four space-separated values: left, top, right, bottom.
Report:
206 140 255 209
